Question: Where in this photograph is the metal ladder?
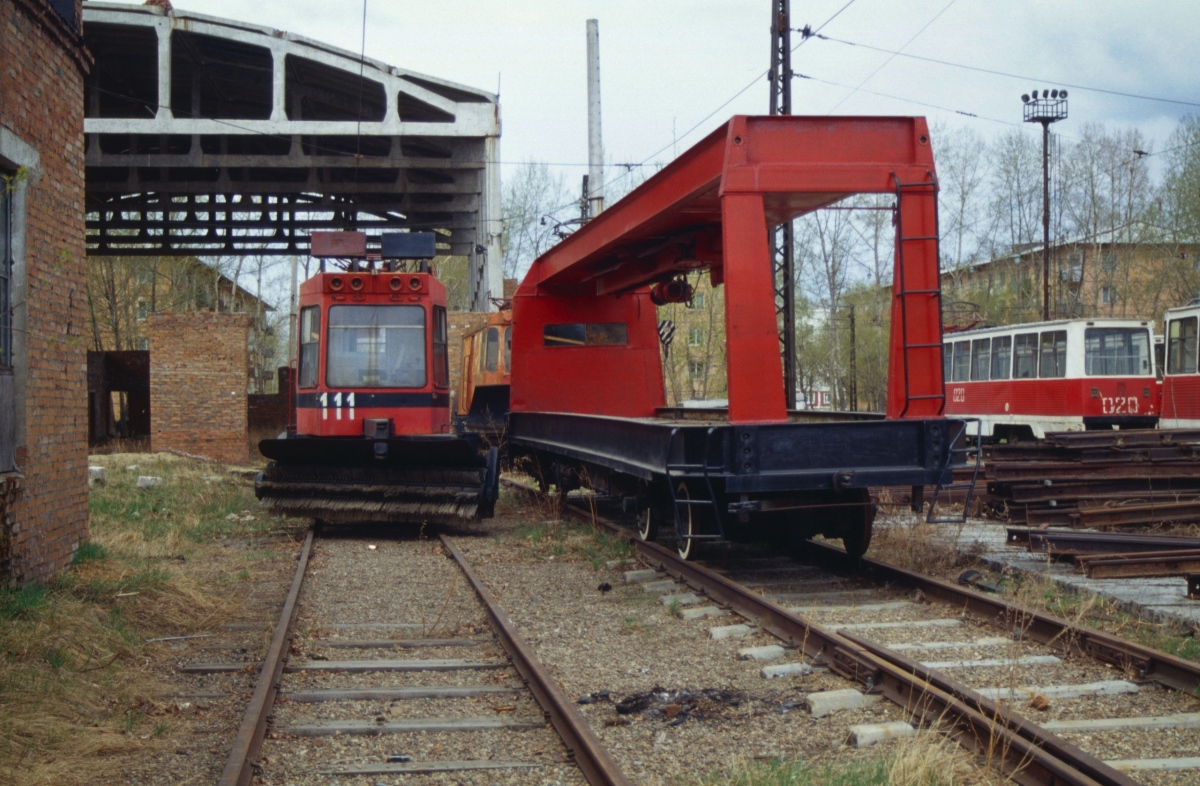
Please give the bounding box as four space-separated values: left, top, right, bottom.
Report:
893 173 948 418
926 418 984 524
664 427 726 543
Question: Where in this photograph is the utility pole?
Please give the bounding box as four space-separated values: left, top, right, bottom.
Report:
769 0 796 408
586 19 605 218
1021 89 1067 321
848 304 857 412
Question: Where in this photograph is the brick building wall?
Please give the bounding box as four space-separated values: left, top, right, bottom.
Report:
149 313 251 465
0 0 90 584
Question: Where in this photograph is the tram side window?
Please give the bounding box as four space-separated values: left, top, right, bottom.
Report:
432 306 448 388
1014 333 1038 378
970 338 991 381
991 336 1012 380
943 342 951 380
1039 330 1067 378
1084 327 1150 376
298 306 320 388
1167 317 1199 375
504 327 512 371
484 327 500 371
952 341 971 382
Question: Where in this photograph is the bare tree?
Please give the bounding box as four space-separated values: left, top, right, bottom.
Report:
933 124 991 270
501 162 572 280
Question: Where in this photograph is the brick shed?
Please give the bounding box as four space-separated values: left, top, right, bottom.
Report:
0 0 90 585
149 312 251 465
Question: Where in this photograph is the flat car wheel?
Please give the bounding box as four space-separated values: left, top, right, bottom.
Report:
841 490 876 559
675 483 698 561
637 506 658 542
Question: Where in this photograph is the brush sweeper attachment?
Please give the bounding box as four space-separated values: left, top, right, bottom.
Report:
256 434 499 526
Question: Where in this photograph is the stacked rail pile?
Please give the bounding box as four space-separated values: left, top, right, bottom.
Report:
985 430 1200 529
1008 528 1200 592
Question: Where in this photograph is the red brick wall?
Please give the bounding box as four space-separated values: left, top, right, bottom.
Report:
0 0 89 584
149 313 251 465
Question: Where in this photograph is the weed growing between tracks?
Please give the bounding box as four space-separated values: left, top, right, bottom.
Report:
503 488 635 569
692 728 990 785
875 514 1200 666
1000 569 1200 665
0 453 306 786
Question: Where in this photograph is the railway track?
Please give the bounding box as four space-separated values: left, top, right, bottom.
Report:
191 527 631 786
502 479 1200 786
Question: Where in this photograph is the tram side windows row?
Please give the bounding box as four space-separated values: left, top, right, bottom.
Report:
1168 316 1199 375
943 330 1065 382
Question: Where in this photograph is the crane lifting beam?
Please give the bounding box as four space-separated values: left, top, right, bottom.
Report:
514 115 945 424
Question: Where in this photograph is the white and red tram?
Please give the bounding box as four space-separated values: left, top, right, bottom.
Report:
1162 301 1200 429
942 318 1158 441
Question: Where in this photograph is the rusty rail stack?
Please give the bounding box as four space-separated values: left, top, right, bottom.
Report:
985 429 1200 529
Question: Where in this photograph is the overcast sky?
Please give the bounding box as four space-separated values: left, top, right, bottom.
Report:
98 0 1199 185
90 0 1200 306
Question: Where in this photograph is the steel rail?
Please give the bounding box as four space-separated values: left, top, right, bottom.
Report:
440 535 634 786
830 541 1200 695
498 480 1134 786
218 528 314 786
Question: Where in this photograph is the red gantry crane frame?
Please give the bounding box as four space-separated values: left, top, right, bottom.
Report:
513 115 945 423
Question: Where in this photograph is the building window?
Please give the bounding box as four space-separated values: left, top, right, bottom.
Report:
688 292 705 309
135 299 149 322
1101 286 1114 305
687 327 704 346
1101 250 1117 272
689 360 704 380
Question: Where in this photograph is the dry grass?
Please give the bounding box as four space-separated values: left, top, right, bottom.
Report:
0 453 305 786
866 517 984 578
692 729 1002 785
999 564 1200 664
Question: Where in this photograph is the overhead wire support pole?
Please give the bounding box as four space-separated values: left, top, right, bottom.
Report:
769 0 797 409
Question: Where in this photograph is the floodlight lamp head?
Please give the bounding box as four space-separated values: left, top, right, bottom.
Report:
1060 89 1068 98
1031 89 1038 99
1051 89 1059 98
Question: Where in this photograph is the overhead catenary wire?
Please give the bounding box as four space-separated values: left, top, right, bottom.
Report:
538 0 863 221
812 32 1200 109
824 0 960 115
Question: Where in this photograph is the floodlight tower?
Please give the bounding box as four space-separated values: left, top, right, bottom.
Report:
1022 89 1068 321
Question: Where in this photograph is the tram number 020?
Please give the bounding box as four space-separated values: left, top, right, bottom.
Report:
950 387 966 403
1100 395 1138 415
318 392 356 419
